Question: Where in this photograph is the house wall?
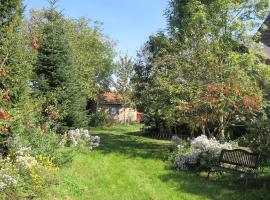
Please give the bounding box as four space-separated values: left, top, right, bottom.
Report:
260 16 270 46
98 104 138 122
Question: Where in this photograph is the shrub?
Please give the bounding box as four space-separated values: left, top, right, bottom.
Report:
0 147 59 198
89 112 109 127
191 135 233 151
170 135 236 171
11 130 64 166
61 128 100 150
241 119 270 165
169 140 199 170
0 159 18 192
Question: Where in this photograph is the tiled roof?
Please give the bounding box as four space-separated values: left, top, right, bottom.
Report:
100 92 122 104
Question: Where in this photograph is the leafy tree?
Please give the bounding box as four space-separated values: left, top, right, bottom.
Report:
114 54 134 125
134 0 270 139
0 0 36 156
32 8 116 130
132 32 173 131
165 0 270 139
64 18 116 99
63 18 116 127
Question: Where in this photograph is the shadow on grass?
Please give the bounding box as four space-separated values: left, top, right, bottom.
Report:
159 170 270 200
93 127 270 199
96 131 170 160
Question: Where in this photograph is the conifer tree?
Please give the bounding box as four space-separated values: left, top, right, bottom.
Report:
34 0 88 131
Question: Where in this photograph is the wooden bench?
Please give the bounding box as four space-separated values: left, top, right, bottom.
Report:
208 149 260 183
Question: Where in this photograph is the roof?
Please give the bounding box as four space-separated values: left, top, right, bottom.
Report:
100 92 122 105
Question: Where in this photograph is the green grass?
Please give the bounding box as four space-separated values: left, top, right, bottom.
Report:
45 124 270 200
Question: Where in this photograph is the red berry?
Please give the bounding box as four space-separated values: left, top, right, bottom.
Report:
3 95 11 101
32 41 39 49
0 111 6 119
1 73 7 78
50 111 57 120
5 70 10 75
2 127 9 134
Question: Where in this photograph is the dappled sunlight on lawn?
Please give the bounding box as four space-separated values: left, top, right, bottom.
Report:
46 125 270 200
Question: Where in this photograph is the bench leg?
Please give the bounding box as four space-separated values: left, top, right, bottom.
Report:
245 177 248 185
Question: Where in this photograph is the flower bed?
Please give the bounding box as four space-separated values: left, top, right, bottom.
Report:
0 147 58 196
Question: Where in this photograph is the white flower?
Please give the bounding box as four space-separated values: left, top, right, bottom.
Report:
0 182 6 190
64 128 100 149
191 135 232 152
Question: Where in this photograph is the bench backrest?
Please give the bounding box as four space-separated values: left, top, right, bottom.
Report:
219 149 259 169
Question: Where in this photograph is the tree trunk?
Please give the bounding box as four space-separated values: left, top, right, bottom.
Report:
124 98 127 126
201 124 206 135
219 115 225 139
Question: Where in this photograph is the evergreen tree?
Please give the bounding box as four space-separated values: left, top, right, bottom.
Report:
34 1 90 131
34 0 73 132
35 1 71 92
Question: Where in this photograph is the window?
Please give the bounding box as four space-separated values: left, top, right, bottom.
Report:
109 105 120 115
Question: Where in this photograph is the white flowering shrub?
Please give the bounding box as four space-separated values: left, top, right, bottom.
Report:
191 135 232 151
0 161 18 191
170 143 200 170
171 135 236 171
0 146 59 197
0 174 18 190
62 128 100 150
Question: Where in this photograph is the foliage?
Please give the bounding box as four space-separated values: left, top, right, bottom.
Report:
12 128 61 159
170 135 235 170
30 8 116 132
63 18 116 129
132 32 172 131
240 118 270 165
114 54 134 125
64 18 116 98
133 0 270 139
0 159 18 192
0 147 59 198
170 140 199 170
61 128 100 150
89 112 109 127
32 2 75 132
0 0 39 156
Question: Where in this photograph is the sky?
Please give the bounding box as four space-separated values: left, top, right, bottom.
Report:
23 0 168 58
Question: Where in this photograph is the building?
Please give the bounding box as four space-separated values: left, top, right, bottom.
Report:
258 15 270 59
98 92 142 123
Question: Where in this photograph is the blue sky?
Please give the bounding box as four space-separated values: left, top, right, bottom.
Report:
23 0 168 57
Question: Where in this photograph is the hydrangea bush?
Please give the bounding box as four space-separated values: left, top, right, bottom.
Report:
62 128 100 150
171 135 235 171
191 135 232 151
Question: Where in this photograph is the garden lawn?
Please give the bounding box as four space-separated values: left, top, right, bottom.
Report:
45 124 270 200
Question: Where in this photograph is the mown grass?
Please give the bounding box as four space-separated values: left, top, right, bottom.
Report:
45 124 270 200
